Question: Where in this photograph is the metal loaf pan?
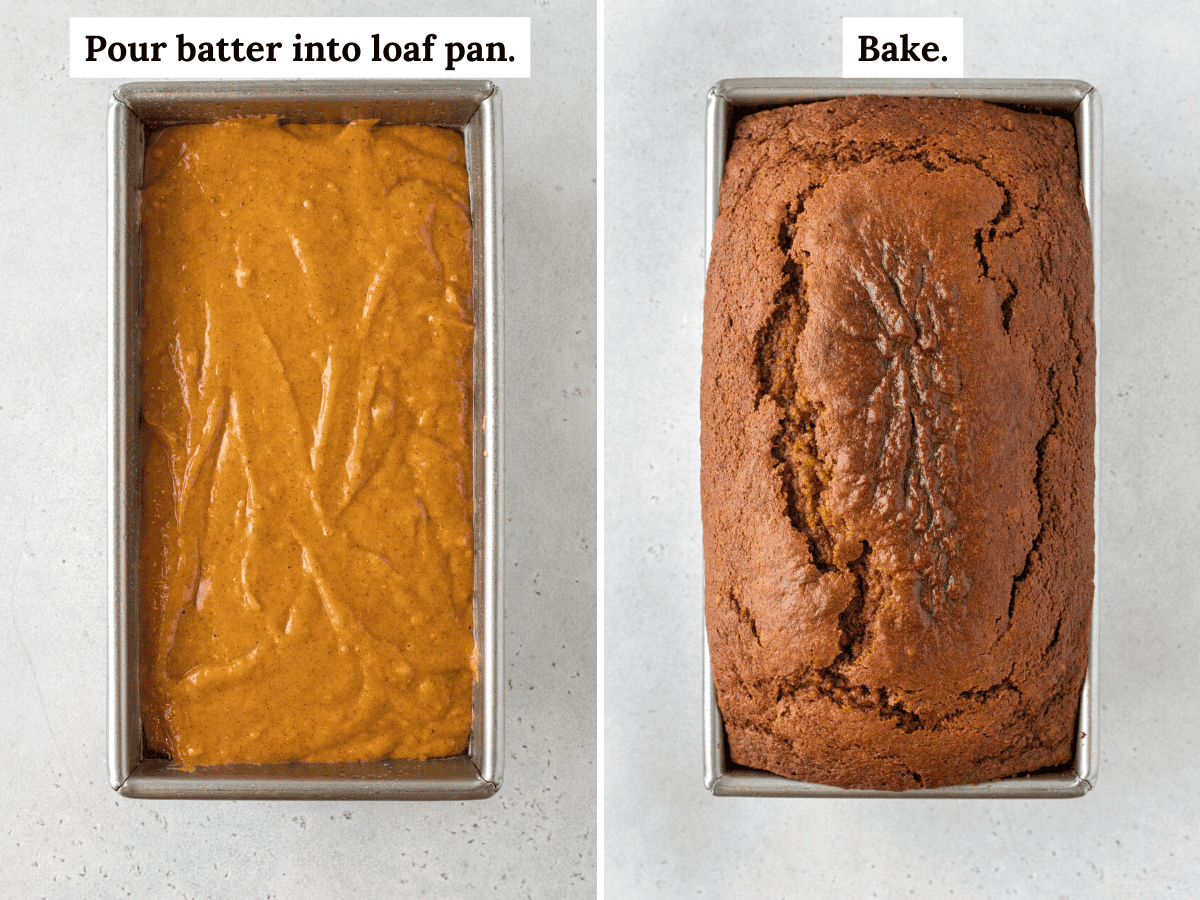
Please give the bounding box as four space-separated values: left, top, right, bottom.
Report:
703 78 1101 799
108 81 503 800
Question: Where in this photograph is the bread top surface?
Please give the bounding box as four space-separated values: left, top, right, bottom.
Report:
702 96 1094 789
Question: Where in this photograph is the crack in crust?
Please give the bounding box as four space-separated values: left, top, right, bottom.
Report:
728 588 761 647
756 189 836 572
938 149 1020 282
754 666 1028 736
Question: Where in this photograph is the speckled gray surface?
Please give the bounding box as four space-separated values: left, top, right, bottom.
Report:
604 1 1198 897
2 1 595 897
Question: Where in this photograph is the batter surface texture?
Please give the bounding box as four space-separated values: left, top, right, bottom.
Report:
139 118 475 769
702 96 1094 790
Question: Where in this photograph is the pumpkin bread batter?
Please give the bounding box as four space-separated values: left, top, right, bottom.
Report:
138 118 475 769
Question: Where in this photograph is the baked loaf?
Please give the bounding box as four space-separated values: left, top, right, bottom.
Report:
702 96 1094 790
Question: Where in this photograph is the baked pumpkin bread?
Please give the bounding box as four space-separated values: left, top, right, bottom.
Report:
702 96 1094 790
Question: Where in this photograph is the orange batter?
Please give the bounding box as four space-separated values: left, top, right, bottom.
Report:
138 118 475 769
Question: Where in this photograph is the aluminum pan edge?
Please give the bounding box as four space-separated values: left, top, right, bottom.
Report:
108 93 142 794
108 82 503 800
703 79 1100 799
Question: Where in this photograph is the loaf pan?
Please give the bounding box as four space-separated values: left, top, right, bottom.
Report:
703 78 1101 799
108 81 503 800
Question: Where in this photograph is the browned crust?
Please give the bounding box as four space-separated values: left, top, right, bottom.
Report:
702 96 1094 790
